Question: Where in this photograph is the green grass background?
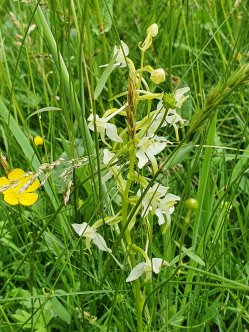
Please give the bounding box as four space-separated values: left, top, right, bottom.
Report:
0 0 249 331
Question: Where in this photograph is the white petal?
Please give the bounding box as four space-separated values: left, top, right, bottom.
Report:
126 263 145 282
106 123 123 142
137 136 149 148
120 41 129 56
151 258 169 273
114 41 129 68
148 141 166 155
92 233 111 252
163 193 181 206
136 150 149 168
156 100 164 111
174 87 190 100
103 149 115 165
152 183 168 197
166 109 183 125
155 208 165 225
87 114 94 122
72 223 95 238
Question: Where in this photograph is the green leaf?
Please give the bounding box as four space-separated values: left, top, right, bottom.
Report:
174 241 205 266
26 107 61 120
51 297 71 324
92 0 114 35
94 55 117 100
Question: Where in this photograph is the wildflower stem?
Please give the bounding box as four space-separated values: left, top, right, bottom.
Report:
121 147 144 330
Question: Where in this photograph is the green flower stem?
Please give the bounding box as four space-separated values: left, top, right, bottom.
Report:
121 147 144 331
131 244 150 261
136 51 145 93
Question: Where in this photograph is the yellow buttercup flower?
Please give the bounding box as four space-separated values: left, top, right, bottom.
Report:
34 136 44 146
0 168 40 206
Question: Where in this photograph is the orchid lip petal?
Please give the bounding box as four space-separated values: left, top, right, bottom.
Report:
106 123 123 142
136 150 148 168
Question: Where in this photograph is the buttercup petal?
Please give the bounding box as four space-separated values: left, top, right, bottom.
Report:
19 192 38 206
4 193 19 205
23 177 40 193
8 168 25 181
0 176 10 194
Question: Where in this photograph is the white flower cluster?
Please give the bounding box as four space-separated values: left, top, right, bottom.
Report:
72 24 191 283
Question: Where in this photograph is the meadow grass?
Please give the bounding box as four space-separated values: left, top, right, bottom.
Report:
0 0 249 331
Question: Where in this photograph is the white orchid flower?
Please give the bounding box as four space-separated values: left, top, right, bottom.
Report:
88 114 122 143
100 41 129 69
147 87 189 137
155 193 181 225
126 258 169 282
137 183 167 216
72 222 111 252
88 104 127 143
136 134 168 172
113 41 129 67
137 183 180 225
157 86 190 111
174 87 190 108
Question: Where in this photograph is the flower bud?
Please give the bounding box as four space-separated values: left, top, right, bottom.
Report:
147 23 158 37
185 198 198 211
34 136 44 146
162 93 176 109
150 68 165 84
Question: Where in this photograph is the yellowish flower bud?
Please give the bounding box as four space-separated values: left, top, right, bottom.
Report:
147 23 158 37
139 24 159 53
34 136 44 146
185 198 198 211
150 68 165 84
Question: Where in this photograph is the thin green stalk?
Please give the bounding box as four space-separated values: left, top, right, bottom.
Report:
30 2 93 151
180 112 217 311
121 149 143 331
